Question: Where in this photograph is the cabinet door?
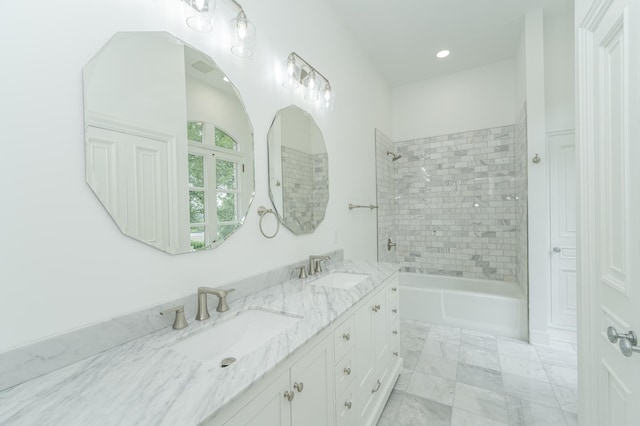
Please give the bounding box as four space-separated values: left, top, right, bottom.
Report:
373 288 390 376
290 337 334 426
224 372 291 426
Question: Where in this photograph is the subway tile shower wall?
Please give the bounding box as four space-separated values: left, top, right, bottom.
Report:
394 125 524 281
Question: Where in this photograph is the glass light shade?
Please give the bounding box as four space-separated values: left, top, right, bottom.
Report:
320 83 335 111
230 11 256 57
282 55 301 89
303 70 321 101
184 0 216 32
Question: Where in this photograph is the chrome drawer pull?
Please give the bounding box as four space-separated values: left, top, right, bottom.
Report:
371 379 382 393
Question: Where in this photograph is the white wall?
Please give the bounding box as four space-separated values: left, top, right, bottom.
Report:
0 0 391 352
392 59 517 140
544 12 575 132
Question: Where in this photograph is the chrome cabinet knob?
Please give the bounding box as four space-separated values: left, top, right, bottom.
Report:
391 287 397 292
372 304 381 312
293 382 304 393
392 309 398 314
284 390 295 401
553 247 561 253
393 351 399 357
344 401 352 409
392 330 398 335
608 326 640 357
342 333 351 341
343 367 351 375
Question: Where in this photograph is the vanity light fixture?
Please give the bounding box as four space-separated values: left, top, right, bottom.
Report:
229 0 256 57
282 52 334 110
182 0 256 57
184 0 216 32
436 49 450 59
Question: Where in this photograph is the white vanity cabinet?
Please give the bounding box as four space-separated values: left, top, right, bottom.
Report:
213 272 401 426
353 275 400 426
223 336 334 426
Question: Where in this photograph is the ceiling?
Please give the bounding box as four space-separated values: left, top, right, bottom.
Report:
328 0 573 87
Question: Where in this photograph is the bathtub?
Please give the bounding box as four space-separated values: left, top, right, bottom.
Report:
399 273 528 340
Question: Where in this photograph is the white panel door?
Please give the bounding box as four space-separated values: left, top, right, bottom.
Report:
548 131 577 331
578 0 640 424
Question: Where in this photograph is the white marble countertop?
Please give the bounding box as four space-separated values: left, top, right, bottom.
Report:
0 260 398 426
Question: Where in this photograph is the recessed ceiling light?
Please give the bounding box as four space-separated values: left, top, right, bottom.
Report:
436 50 450 59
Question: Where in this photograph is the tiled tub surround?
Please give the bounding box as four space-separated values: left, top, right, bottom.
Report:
376 129 398 264
281 146 328 234
0 259 398 425
394 125 525 282
0 249 343 393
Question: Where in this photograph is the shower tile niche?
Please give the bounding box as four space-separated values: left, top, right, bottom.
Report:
378 123 528 283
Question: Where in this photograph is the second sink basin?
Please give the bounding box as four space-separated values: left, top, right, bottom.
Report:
310 272 369 290
170 309 302 365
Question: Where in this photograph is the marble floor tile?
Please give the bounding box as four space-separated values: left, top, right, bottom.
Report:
393 393 452 426
428 325 462 344
497 339 540 361
544 364 577 389
505 396 568 426
403 350 421 370
423 339 460 361
456 363 504 394
401 333 427 353
394 368 413 392
453 382 508 424
459 345 501 371
406 371 456 406
401 320 431 338
535 346 577 369
499 354 549 382
377 389 404 426
414 353 458 380
563 411 578 426
451 408 508 426
502 373 560 408
461 331 499 352
552 384 577 414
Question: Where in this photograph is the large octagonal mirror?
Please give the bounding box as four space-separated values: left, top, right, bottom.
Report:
83 32 255 254
267 105 328 234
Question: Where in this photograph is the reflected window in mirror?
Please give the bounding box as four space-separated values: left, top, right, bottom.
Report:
188 123 243 250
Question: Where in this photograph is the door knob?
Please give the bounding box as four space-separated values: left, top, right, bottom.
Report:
553 247 561 253
607 326 640 357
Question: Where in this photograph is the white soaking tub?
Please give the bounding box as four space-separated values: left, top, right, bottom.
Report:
399 273 528 339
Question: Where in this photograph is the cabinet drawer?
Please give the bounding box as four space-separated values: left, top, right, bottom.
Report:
334 316 355 360
334 348 354 397
336 384 355 426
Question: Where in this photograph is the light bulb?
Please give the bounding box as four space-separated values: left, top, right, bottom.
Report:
287 56 296 76
194 0 207 11
322 83 332 102
236 11 247 40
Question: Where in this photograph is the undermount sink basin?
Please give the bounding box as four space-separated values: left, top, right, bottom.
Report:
170 309 301 365
310 272 369 290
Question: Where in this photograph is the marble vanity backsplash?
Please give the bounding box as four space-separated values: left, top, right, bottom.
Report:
0 249 343 392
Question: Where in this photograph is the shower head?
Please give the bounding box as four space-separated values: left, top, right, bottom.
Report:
386 151 402 161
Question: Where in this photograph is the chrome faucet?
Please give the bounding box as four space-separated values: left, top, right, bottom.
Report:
308 255 331 276
196 287 236 320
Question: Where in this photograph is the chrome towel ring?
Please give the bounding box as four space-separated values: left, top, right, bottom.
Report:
257 206 279 239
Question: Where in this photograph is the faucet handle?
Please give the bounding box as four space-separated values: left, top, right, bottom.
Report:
216 288 235 313
294 265 308 279
160 305 189 330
